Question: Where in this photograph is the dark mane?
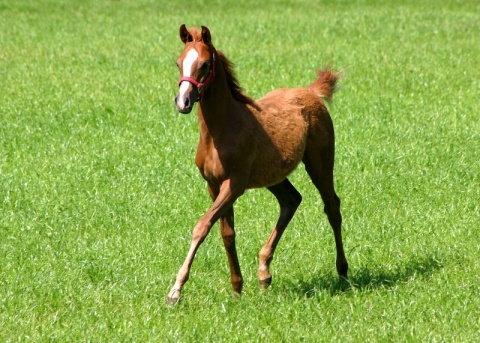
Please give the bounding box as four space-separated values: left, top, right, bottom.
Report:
216 50 256 105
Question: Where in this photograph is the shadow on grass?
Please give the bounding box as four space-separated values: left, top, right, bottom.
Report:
283 254 444 298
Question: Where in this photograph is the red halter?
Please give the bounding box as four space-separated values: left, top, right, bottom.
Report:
178 51 216 101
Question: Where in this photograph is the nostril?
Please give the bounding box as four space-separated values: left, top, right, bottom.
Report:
184 97 190 108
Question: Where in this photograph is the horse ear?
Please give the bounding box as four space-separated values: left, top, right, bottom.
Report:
201 26 211 44
179 24 192 44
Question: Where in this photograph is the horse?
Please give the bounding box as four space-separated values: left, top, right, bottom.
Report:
168 24 348 304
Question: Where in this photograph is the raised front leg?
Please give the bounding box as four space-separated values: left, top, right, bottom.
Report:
166 179 244 305
258 179 302 290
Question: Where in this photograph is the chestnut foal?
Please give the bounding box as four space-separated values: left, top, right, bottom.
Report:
168 24 348 304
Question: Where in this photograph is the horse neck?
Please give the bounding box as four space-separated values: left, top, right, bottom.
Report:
197 60 235 140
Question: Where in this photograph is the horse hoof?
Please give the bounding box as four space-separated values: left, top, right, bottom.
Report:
166 295 181 307
337 260 349 278
259 276 272 290
166 289 181 307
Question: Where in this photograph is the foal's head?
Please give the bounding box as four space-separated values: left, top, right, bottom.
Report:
175 24 216 114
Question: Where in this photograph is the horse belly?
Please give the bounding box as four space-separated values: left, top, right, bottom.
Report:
248 150 304 188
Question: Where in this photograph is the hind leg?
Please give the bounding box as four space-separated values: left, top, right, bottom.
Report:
258 179 302 289
303 144 348 278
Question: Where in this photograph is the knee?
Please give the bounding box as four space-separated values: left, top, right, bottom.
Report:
191 219 211 243
221 232 236 246
324 194 341 212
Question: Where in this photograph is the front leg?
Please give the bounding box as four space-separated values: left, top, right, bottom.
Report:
207 184 243 296
167 179 244 305
219 206 243 295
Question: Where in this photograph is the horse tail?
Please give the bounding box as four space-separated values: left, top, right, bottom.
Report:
307 68 342 103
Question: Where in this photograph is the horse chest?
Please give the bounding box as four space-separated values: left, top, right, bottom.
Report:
195 145 228 183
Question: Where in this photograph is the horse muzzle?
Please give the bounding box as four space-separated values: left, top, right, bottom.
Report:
175 85 199 114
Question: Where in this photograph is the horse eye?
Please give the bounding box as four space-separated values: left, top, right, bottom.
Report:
199 62 209 71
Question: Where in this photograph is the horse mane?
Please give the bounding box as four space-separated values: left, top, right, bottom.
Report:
186 26 255 106
216 50 256 105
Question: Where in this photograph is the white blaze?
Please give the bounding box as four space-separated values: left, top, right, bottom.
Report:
177 48 199 109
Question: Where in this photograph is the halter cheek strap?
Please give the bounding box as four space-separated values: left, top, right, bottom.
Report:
178 51 216 101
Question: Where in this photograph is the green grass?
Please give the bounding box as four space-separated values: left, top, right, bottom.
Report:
1 0 479 341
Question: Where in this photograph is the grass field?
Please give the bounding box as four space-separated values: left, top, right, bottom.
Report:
1 0 479 341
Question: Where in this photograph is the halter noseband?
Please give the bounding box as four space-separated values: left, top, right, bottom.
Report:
178 51 216 101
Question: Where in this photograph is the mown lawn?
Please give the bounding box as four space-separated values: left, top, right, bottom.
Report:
1 0 479 341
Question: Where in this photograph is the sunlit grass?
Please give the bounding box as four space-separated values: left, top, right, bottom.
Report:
1 0 479 341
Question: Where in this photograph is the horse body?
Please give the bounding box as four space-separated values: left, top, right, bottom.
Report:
197 87 331 189
249 90 309 187
168 25 348 305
